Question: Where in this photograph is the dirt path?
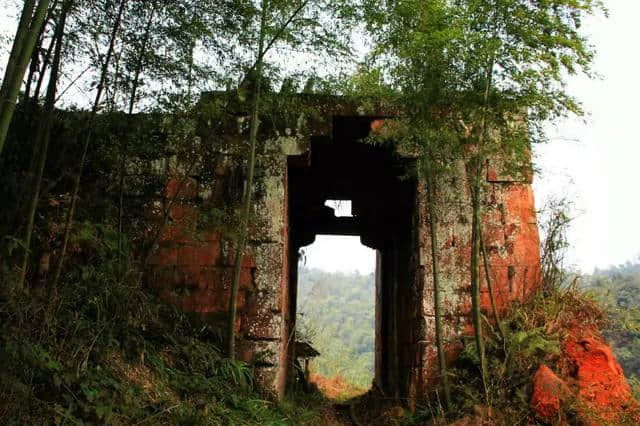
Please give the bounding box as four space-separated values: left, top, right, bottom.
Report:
317 393 406 426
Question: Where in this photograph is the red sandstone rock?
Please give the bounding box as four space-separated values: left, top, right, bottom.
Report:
147 247 177 266
531 331 640 425
564 335 639 424
165 176 199 200
369 119 386 133
531 364 570 420
149 109 545 400
223 248 256 268
193 240 221 266
168 203 198 223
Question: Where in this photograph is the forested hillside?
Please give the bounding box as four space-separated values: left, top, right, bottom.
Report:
583 258 640 386
297 268 375 389
296 260 640 394
0 0 618 423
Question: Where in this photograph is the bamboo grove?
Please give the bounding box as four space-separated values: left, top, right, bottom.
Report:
0 0 604 415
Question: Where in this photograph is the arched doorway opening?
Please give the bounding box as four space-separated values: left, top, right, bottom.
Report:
295 200 376 397
285 116 418 397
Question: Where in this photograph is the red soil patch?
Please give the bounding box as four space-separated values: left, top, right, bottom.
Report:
309 373 367 400
531 364 571 420
564 332 639 424
531 327 640 424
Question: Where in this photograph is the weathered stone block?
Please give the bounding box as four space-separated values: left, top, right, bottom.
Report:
479 265 510 294
177 245 196 266
253 243 284 292
421 288 460 317
197 267 224 290
236 339 280 366
501 183 537 225
253 366 280 398
168 203 198 224
194 240 221 266
420 316 461 345
250 289 281 313
251 181 286 243
147 247 178 267
278 135 310 156
165 176 199 200
177 264 201 287
456 286 512 317
509 223 541 266
241 311 282 340
486 151 533 184
157 224 189 244
222 243 256 268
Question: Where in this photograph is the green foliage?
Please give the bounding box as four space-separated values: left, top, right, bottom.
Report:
297 267 374 389
358 0 605 156
406 285 600 425
539 196 575 291
0 242 325 425
583 258 640 384
630 376 640 402
354 3 605 406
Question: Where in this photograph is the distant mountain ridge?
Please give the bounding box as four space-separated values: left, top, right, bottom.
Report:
296 267 375 388
583 259 640 380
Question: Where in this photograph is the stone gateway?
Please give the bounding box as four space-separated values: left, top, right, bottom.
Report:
147 94 541 402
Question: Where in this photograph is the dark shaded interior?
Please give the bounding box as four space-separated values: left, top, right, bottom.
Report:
286 116 418 397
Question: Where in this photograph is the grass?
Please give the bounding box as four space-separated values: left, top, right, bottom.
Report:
408 281 610 425
0 244 327 425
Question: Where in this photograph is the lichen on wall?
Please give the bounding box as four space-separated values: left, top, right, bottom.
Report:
147 93 543 401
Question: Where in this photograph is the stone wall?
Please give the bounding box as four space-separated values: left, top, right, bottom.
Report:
146 95 310 397
146 94 541 401
409 159 541 396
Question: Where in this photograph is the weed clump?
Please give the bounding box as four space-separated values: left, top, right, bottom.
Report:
0 242 324 425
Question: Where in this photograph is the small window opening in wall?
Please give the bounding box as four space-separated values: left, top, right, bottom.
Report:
296 235 375 400
325 199 352 217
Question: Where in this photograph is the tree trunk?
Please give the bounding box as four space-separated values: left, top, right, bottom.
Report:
22 0 58 103
23 37 40 103
0 0 36 100
118 2 155 272
126 3 154 116
51 0 127 288
186 38 196 102
227 0 269 359
19 0 72 287
469 156 488 398
117 155 125 271
426 170 452 411
479 225 506 341
32 33 55 102
23 33 54 199
0 0 51 156
469 47 496 401
24 18 57 210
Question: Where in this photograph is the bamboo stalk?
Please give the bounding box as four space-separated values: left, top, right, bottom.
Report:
51 0 127 287
0 0 51 155
426 171 452 411
19 0 72 287
227 0 269 359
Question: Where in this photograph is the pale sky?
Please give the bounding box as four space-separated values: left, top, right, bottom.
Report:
1 1 637 274
306 1 640 274
302 201 376 273
533 0 640 272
